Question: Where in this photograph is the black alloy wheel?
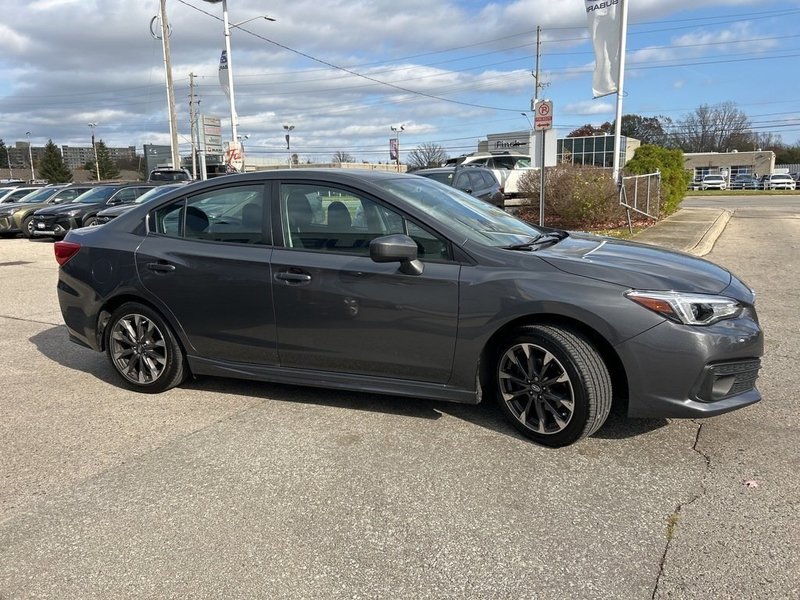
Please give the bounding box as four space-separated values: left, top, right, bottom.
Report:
106 302 187 392
495 324 612 447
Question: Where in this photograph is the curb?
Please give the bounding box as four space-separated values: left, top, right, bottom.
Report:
687 209 733 257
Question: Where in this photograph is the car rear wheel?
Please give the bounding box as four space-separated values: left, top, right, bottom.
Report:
22 216 34 238
105 302 186 393
494 325 612 447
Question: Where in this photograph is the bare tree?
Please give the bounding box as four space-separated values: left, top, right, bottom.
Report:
407 143 448 170
671 102 751 152
332 150 355 164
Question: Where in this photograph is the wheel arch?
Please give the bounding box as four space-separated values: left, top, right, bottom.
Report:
478 313 629 407
96 293 190 361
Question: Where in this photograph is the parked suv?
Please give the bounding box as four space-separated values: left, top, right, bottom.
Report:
0 184 95 238
700 174 727 190
31 183 155 238
445 151 529 190
94 183 190 225
414 165 505 207
762 173 796 190
729 174 760 190
147 167 193 183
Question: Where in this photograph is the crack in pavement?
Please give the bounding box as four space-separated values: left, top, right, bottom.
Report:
0 314 62 327
651 421 711 599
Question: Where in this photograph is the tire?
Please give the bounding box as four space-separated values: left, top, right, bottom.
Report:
105 302 187 393
22 216 34 239
493 325 612 448
83 217 98 228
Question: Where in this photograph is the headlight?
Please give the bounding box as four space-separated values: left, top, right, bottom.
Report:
0 211 12 218
625 290 742 326
65 209 83 217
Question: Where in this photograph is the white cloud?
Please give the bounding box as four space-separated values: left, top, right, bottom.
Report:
564 101 615 115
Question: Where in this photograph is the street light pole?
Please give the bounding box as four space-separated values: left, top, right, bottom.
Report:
283 124 294 168
25 131 35 181
390 125 404 172
88 122 100 181
202 1 275 171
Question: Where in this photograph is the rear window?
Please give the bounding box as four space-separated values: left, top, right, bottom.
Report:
149 170 191 182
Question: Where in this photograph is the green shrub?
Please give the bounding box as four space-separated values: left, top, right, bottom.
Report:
624 145 689 216
516 166 625 229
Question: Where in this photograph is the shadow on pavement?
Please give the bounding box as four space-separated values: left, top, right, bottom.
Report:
30 326 117 385
32 324 669 445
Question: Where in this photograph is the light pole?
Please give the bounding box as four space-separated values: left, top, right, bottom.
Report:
521 112 534 165
88 122 100 181
6 142 14 180
25 131 35 181
390 124 404 172
283 124 294 168
237 134 249 171
202 1 275 148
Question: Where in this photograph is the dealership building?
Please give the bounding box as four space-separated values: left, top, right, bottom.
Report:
683 150 776 180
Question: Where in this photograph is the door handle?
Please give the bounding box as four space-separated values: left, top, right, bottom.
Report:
147 262 176 273
274 272 311 283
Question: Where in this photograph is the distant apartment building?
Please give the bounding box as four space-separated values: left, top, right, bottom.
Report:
61 145 136 170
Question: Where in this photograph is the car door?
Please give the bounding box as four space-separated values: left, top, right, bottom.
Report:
136 182 278 365
270 181 460 384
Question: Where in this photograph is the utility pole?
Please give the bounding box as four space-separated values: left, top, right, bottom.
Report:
158 0 180 170
531 26 550 226
189 72 198 179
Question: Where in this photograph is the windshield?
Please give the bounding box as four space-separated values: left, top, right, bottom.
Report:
374 177 543 247
18 187 60 203
417 171 453 185
74 187 119 204
134 184 184 204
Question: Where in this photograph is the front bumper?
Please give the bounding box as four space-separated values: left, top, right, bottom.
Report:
0 215 20 233
31 215 78 237
616 308 763 418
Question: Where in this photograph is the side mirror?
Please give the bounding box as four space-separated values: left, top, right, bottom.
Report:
369 234 424 276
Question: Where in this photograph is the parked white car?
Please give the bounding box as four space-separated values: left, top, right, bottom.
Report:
762 174 796 190
700 174 727 190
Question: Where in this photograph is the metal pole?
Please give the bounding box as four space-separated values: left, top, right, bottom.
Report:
6 149 13 180
611 0 629 184
25 132 35 181
221 0 238 143
189 72 198 179
159 0 180 169
539 129 546 227
89 124 100 181
284 124 294 168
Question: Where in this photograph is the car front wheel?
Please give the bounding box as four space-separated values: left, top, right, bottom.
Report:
494 325 612 447
22 216 34 238
105 302 187 393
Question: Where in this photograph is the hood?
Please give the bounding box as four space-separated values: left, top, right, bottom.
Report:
35 203 95 216
538 232 732 294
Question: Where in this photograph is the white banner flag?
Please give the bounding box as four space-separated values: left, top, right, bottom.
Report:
218 49 230 99
585 0 622 98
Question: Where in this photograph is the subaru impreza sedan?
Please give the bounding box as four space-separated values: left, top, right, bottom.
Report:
54 170 763 447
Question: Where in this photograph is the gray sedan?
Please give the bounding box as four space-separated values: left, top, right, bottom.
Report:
54 170 763 447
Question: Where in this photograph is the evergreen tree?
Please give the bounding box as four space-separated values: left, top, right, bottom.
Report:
86 140 120 180
38 139 73 183
0 139 9 175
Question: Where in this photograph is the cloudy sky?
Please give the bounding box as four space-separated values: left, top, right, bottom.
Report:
1 0 799 164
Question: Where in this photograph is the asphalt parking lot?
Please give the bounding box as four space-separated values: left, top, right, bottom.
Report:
1 202 798 599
